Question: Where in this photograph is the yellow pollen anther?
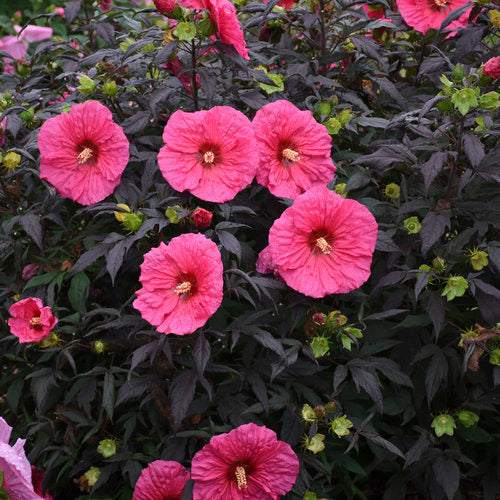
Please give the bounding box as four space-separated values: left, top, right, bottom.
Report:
203 151 215 164
174 281 192 295
434 0 446 7
29 317 41 327
282 148 300 163
316 237 332 255
77 147 93 164
235 466 247 490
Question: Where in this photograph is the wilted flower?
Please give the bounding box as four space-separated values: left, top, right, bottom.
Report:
3 151 21 170
22 263 40 282
38 101 130 205
431 414 456 437
468 249 488 271
330 415 353 437
84 467 100 487
8 297 58 343
97 439 117 458
133 460 190 500
133 233 223 335
384 183 400 199
301 404 317 423
456 410 479 428
191 208 213 228
158 107 258 202
267 186 378 298
304 433 325 454
191 423 299 499
404 216 421 234
442 275 468 301
483 56 500 79
253 100 336 199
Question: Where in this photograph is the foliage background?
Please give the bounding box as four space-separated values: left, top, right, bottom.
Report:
0 0 499 498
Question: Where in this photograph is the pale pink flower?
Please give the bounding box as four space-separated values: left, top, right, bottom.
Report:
252 100 336 199
0 418 45 500
158 106 258 202
396 0 472 34
267 186 378 298
8 297 58 343
191 423 299 499
133 461 190 500
38 100 130 205
133 233 223 335
484 56 500 79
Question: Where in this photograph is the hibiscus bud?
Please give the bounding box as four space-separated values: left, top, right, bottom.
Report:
102 80 118 97
304 433 325 454
84 466 101 487
325 116 341 135
432 257 446 274
93 340 107 354
456 410 479 428
483 56 500 79
191 207 213 228
301 404 317 423
330 415 353 437
442 275 468 301
22 263 40 281
384 183 400 199
123 212 144 232
469 249 488 271
489 348 500 366
20 106 35 122
404 216 421 234
314 405 325 417
312 312 325 325
97 438 117 458
153 0 178 13
431 414 456 437
77 75 96 94
310 336 329 358
114 203 131 222
3 151 21 170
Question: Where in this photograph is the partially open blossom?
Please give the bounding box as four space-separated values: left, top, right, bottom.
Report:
38 100 130 205
191 207 213 228
99 0 112 10
53 7 65 16
396 0 472 34
267 186 378 298
191 423 299 499
0 417 45 499
253 100 336 199
153 0 178 13
133 461 190 500
8 297 58 343
158 106 258 202
22 263 40 282
483 56 500 79
133 233 223 335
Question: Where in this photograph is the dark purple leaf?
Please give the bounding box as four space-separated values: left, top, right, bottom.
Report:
193 332 210 375
433 456 460 500
420 210 450 255
376 230 399 252
426 293 446 340
19 214 43 250
463 133 485 168
102 371 115 420
414 271 430 301
350 367 383 412
106 239 127 285
419 152 448 194
247 372 268 414
217 231 241 260
95 23 115 46
70 244 109 275
169 370 197 430
361 432 405 459
439 1 472 30
425 351 447 404
65 0 81 24
404 433 429 468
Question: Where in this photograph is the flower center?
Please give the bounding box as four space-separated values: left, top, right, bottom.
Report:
315 237 332 255
29 316 43 331
203 151 215 164
433 0 447 7
235 466 247 490
282 148 300 163
77 147 94 165
174 281 192 295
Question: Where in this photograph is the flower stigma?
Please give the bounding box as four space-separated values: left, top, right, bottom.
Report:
282 148 300 163
433 0 447 7
203 151 215 164
77 147 94 164
174 281 192 295
235 466 247 490
29 316 41 327
316 237 332 255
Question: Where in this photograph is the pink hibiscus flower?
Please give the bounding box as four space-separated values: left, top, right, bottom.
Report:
0 418 45 500
263 0 296 9
133 233 223 335
256 245 282 280
185 0 249 59
153 0 178 13
38 100 130 205
191 423 299 499
396 0 472 34
484 56 500 79
267 185 378 298
133 460 190 500
252 100 336 199
158 106 258 202
8 297 58 343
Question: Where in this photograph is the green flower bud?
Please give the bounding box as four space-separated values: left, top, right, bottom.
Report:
93 340 107 354
20 107 35 121
304 433 325 454
337 108 353 125
334 183 347 197
3 152 21 170
451 88 478 116
442 275 468 301
456 410 479 428
431 414 456 437
174 22 197 41
330 415 353 437
165 205 183 224
301 404 317 423
123 212 144 232
469 249 488 271
384 183 400 199
489 348 500 366
317 101 331 116
97 438 117 458
479 91 500 111
114 203 131 222
310 336 329 358
103 80 119 97
404 216 421 234
84 467 101 486
432 257 446 274
325 117 341 135
77 75 96 94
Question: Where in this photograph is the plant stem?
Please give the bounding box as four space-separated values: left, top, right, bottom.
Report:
445 117 464 199
319 0 327 75
82 0 96 52
190 40 199 111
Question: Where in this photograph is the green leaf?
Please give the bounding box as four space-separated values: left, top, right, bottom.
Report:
68 272 90 313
